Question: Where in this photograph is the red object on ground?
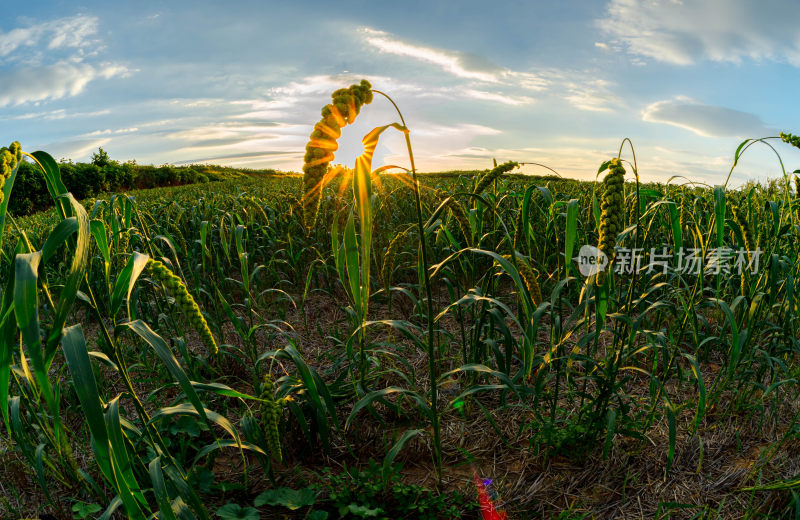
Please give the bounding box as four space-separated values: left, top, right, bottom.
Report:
473 471 508 520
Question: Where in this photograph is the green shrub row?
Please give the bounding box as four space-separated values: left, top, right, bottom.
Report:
10 147 284 216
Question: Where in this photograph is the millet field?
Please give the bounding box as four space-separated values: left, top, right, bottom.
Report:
5 80 800 519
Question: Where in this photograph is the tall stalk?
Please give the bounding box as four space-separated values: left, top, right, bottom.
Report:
372 90 441 481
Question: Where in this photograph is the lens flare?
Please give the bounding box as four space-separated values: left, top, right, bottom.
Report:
473 469 508 520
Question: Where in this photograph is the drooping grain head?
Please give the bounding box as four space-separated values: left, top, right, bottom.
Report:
260 374 283 463
597 158 625 261
731 202 755 258
474 161 518 195
502 254 542 305
444 197 472 247
512 206 524 253
382 228 409 289
679 189 688 231
780 132 800 149
302 80 374 229
146 258 218 354
0 141 22 203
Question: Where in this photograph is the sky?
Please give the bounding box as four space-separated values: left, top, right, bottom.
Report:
2 0 800 185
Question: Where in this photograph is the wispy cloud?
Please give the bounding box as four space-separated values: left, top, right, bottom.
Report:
600 0 800 65
358 27 550 93
357 26 619 112
0 62 129 106
12 108 110 120
0 14 130 107
84 127 139 137
563 79 622 112
0 14 99 58
642 97 774 137
361 27 501 82
43 137 111 161
462 89 533 106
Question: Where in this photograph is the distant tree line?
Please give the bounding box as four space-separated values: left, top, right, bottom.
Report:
10 147 281 216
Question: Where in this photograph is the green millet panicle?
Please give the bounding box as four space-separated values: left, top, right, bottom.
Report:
795 176 800 220
302 80 373 229
731 203 755 258
444 197 472 247
118 230 130 253
146 258 218 354
0 142 22 203
731 202 755 296
502 254 542 305
513 207 524 253
780 132 800 149
260 375 284 463
474 161 518 195
382 228 409 289
597 158 625 260
168 222 188 254
679 190 689 231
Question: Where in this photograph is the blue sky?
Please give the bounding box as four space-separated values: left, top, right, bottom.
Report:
2 0 800 184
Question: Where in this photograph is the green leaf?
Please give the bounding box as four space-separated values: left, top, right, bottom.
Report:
149 457 179 520
46 193 91 363
602 409 616 460
346 387 427 428
111 251 150 319
97 496 123 520
72 501 102 520
31 150 70 218
216 503 259 520
40 217 78 263
105 397 147 519
713 185 726 249
90 219 111 279
343 211 361 311
125 319 208 424
61 325 112 483
383 429 424 483
0 160 20 252
564 198 579 276
667 200 682 252
665 400 677 476
14 250 53 405
347 504 382 517
253 487 317 510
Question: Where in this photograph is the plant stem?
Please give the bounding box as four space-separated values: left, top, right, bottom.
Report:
372 90 442 482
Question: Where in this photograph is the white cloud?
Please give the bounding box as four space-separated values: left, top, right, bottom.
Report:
0 14 129 106
0 62 129 106
642 97 773 137
12 108 110 120
462 89 533 106
358 27 552 94
84 127 139 137
360 28 501 82
166 121 294 143
564 79 622 112
601 0 800 65
0 15 99 57
411 122 501 139
43 137 111 161
357 27 620 111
